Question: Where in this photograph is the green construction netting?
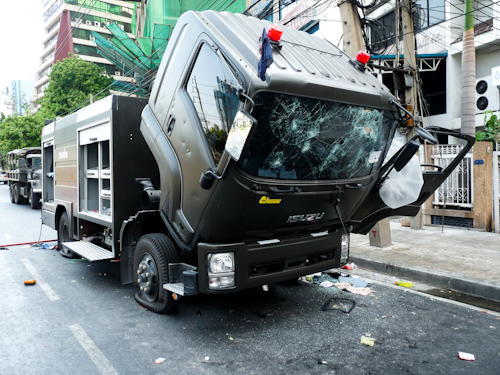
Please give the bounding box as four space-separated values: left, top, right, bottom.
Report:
93 0 247 96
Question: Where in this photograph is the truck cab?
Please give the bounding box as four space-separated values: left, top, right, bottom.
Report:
6 147 42 209
42 11 473 314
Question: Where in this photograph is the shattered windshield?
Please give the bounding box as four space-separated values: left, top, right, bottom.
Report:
237 92 398 180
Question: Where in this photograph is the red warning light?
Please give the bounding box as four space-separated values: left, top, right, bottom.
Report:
356 51 370 65
268 25 283 42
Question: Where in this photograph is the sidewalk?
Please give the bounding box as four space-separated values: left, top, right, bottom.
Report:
349 221 500 302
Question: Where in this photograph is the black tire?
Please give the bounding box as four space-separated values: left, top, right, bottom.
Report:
133 233 179 314
9 184 15 203
14 184 24 205
30 191 41 209
58 212 76 258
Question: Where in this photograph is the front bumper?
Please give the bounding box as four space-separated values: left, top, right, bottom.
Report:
194 230 346 294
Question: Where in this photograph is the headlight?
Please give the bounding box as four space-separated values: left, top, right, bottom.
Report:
341 234 349 264
208 252 234 273
207 252 235 290
32 173 38 179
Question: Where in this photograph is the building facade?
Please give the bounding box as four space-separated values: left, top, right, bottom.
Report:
34 0 136 99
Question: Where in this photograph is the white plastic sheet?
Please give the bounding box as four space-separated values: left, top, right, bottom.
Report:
379 139 424 209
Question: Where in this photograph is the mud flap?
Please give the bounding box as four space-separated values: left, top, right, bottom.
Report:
347 127 475 234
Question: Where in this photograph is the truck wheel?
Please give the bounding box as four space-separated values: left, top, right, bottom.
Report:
133 233 179 314
30 191 41 209
14 184 23 205
9 185 15 203
58 212 76 258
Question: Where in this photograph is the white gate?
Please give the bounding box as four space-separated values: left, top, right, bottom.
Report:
494 144 500 233
431 145 474 208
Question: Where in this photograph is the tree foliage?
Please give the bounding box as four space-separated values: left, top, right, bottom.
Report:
0 55 113 155
40 55 113 116
476 111 500 145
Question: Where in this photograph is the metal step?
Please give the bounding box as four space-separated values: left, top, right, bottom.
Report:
63 241 114 262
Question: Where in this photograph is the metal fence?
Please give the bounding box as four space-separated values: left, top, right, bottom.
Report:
431 145 474 208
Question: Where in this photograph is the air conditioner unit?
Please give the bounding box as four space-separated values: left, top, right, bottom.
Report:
86 20 92 26
75 18 82 25
475 76 499 113
89 35 96 42
115 71 121 76
94 21 101 27
118 24 124 31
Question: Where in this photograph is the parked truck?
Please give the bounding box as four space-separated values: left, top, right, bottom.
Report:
6 147 42 209
41 11 474 313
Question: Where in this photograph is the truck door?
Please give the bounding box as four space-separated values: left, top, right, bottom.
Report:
347 127 475 234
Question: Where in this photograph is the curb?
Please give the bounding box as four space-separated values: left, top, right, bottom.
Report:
350 256 500 303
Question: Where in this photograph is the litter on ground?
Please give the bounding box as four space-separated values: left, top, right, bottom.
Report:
360 336 376 347
457 352 475 361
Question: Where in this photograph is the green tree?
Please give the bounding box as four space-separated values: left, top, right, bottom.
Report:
40 54 113 116
0 109 48 153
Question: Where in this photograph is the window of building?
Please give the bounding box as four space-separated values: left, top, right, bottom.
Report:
73 44 100 58
44 0 63 21
66 0 132 17
45 34 59 49
71 11 131 33
415 0 446 29
185 43 241 166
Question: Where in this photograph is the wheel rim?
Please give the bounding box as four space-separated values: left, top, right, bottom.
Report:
136 253 160 302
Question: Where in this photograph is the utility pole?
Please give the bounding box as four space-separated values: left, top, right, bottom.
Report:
401 0 423 229
338 0 365 58
339 0 392 247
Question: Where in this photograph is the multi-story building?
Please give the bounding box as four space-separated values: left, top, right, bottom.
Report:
34 0 136 99
1 81 34 116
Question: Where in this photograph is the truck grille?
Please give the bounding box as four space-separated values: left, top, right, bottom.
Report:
249 251 333 277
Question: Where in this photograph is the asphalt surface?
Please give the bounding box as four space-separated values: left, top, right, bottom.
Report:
1 184 500 375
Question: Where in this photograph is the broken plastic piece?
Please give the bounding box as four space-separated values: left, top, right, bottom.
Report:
395 280 413 288
24 280 36 285
319 281 334 288
360 336 376 347
458 352 475 361
341 263 357 270
154 357 166 364
321 298 356 313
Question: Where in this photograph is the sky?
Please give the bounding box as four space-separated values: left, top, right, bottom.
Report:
0 0 44 97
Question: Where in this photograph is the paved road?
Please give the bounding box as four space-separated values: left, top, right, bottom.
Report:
1 183 500 375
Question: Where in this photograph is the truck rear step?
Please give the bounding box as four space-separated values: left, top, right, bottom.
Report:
63 241 114 262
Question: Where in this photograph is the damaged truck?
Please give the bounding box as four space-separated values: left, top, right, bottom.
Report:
41 11 474 313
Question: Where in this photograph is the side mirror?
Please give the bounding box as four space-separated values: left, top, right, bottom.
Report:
225 111 257 161
393 140 420 172
199 111 257 190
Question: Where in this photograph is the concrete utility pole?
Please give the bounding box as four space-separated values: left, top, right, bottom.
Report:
401 0 423 229
338 0 392 247
338 0 365 58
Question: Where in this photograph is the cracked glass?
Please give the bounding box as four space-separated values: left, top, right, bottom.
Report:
238 92 398 180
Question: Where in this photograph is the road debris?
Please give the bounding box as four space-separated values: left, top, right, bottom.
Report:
322 298 356 313
338 275 368 288
24 279 36 285
458 352 475 361
154 357 166 364
319 281 334 288
341 263 357 270
360 336 376 347
334 283 374 295
395 280 413 287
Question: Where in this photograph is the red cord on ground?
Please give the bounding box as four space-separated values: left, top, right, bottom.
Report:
0 239 57 248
